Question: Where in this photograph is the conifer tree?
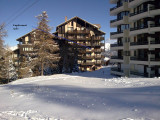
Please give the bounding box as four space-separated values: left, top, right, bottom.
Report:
2 47 17 82
29 11 60 76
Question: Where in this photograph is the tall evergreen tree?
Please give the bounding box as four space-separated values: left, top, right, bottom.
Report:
29 11 60 76
2 47 17 82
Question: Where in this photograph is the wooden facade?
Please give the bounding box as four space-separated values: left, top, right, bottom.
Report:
54 16 105 72
15 16 105 73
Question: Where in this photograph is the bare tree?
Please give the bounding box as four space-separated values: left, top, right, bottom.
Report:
29 11 60 76
0 23 7 57
0 23 8 83
18 56 32 79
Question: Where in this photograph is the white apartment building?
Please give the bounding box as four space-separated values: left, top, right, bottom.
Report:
110 0 160 77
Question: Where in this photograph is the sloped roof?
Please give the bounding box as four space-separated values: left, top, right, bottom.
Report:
56 16 105 34
16 30 35 41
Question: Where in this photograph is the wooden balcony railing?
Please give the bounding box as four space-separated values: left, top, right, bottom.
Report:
67 30 90 34
81 62 95 65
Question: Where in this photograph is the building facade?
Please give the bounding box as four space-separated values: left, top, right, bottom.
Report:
110 0 160 77
54 16 105 72
15 16 105 73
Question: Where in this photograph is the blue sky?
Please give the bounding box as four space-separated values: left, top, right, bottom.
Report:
0 0 115 47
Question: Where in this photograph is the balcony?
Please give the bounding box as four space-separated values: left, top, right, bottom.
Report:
130 25 148 31
94 49 103 53
78 55 94 60
130 71 148 77
111 29 129 39
129 0 154 8
67 36 76 40
130 41 148 46
150 40 160 49
95 55 103 59
77 37 91 40
130 39 160 49
79 49 93 53
95 61 102 65
130 24 160 36
67 36 104 41
150 24 160 33
67 30 90 34
110 1 129 16
130 56 149 65
67 36 92 41
110 43 123 50
110 16 129 27
150 58 160 65
130 25 149 36
130 41 148 50
111 67 124 76
93 37 104 40
130 57 148 61
111 56 123 59
129 7 160 22
18 44 33 54
110 56 123 63
110 31 123 39
81 62 95 66
130 8 147 17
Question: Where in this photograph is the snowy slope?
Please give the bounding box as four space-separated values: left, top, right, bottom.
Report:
10 46 18 51
0 66 160 120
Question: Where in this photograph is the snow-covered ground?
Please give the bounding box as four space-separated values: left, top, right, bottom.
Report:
0 66 160 120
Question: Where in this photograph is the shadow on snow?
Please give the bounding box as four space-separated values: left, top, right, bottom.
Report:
3 84 160 111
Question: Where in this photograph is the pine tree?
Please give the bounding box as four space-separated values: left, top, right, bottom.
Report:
29 11 60 76
2 47 17 82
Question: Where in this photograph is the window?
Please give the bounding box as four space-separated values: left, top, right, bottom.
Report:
67 27 73 31
134 51 136 56
118 24 129 32
117 11 129 20
71 21 73 26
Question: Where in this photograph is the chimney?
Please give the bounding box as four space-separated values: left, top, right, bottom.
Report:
65 16 67 22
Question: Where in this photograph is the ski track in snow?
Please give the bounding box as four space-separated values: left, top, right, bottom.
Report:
0 66 160 120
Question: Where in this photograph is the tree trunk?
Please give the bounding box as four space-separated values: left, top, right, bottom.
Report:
41 62 44 76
